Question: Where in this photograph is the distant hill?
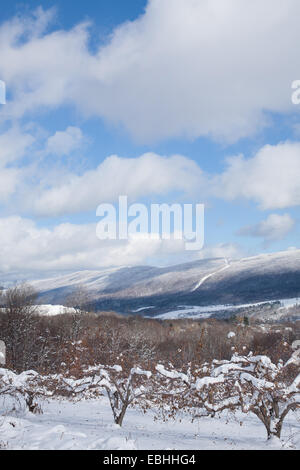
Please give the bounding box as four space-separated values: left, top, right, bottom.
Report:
31 249 300 317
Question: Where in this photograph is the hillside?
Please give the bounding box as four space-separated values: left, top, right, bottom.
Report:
31 249 300 317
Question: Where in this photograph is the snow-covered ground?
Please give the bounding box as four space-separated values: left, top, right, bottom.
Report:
0 304 77 317
153 298 300 320
0 397 299 450
132 306 155 313
191 258 230 292
280 298 300 309
36 305 76 316
3 295 294 319
30 297 300 319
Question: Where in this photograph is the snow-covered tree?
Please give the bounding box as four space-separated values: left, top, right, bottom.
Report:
153 363 193 421
0 368 42 414
154 350 300 440
190 352 300 440
96 364 152 426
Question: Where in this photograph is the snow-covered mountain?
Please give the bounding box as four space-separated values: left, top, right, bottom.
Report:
32 249 300 317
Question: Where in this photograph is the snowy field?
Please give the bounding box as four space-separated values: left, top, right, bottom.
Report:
1 397 299 450
153 298 300 320
31 296 300 319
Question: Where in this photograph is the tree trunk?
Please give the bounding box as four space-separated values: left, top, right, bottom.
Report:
267 420 283 440
115 405 128 426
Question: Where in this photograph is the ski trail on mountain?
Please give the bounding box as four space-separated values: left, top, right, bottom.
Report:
191 258 230 292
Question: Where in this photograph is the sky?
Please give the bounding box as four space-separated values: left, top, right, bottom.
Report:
0 0 300 281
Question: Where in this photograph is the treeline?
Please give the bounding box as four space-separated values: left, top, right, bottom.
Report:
0 284 299 374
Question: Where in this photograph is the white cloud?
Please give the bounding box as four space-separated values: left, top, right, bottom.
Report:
0 126 35 202
0 215 246 279
1 2 300 142
45 126 83 156
17 141 300 216
32 152 203 216
0 216 195 278
214 142 300 209
3 134 300 215
0 126 34 166
238 213 295 243
0 168 20 202
198 242 243 260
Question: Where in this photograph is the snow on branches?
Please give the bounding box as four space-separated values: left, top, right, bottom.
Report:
0 368 43 414
95 365 152 426
0 363 153 427
155 352 300 439
1 349 299 437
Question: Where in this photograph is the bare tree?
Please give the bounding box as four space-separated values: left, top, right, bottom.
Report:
0 368 42 415
1 284 38 372
155 351 300 440
95 364 152 426
65 285 91 342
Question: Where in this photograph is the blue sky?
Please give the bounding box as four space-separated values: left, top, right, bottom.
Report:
0 0 300 280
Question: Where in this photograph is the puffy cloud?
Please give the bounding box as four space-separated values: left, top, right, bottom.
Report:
45 126 83 156
0 168 20 202
0 216 194 279
0 215 246 280
237 213 295 243
1 2 300 142
213 142 300 210
0 8 91 119
0 126 35 202
198 242 243 260
0 126 34 166
33 152 203 216
17 141 300 216
3 135 300 215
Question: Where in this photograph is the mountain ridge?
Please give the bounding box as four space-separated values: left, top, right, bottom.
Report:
31 249 300 316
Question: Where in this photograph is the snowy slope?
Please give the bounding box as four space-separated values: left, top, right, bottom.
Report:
31 249 300 316
154 298 300 321
36 305 76 316
1 396 299 450
32 258 225 304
